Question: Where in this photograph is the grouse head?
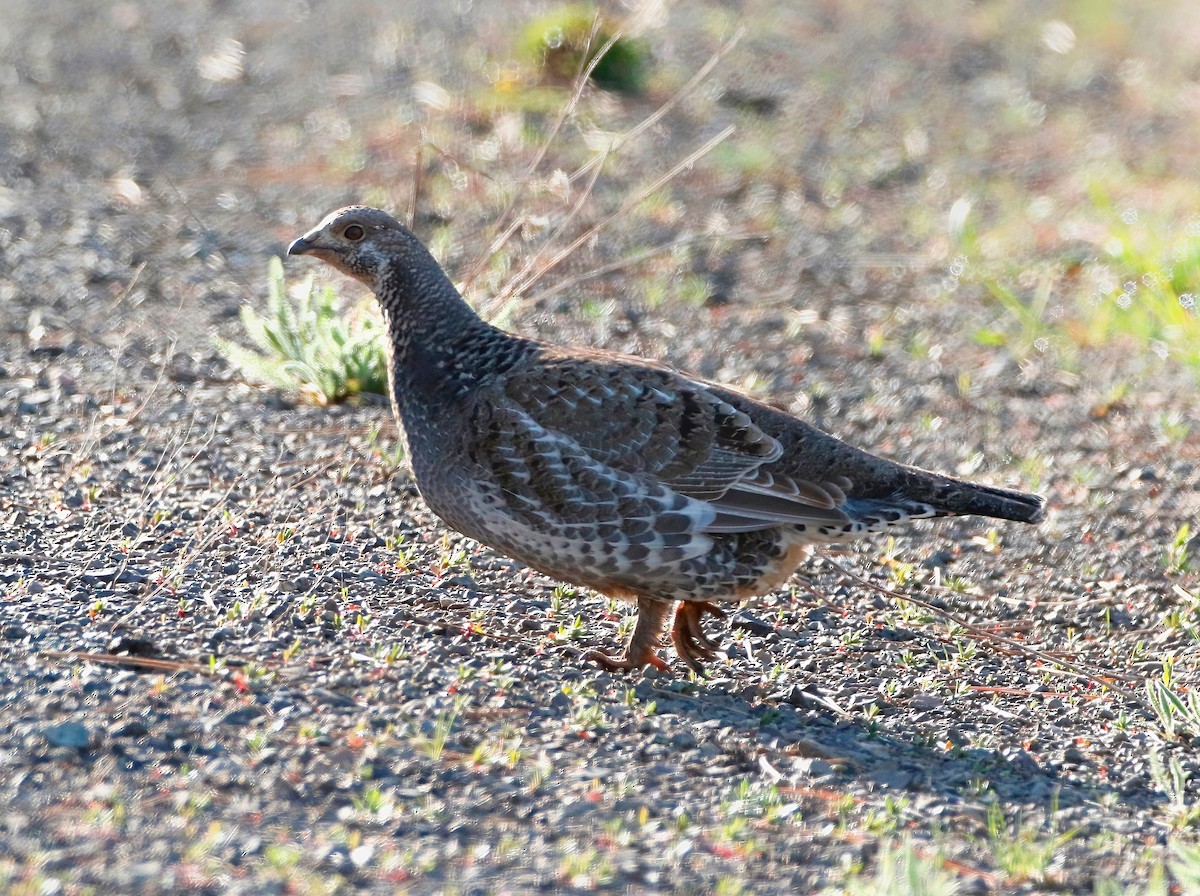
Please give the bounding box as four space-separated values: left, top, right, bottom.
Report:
287 206 436 293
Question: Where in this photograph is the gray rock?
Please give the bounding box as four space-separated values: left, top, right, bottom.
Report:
44 722 91 750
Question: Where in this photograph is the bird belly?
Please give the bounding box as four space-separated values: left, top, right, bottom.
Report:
415 466 818 604
731 536 813 599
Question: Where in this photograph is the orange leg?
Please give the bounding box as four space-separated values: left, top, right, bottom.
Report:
584 596 673 673
670 601 727 676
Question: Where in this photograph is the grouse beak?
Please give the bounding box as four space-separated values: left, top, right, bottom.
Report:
287 235 317 256
285 225 360 281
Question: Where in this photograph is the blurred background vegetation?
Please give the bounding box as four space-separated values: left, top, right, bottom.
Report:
188 0 1200 405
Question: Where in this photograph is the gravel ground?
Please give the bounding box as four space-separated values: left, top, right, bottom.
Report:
3 2 1200 894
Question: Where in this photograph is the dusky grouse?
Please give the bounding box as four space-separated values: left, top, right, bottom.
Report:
288 206 1045 674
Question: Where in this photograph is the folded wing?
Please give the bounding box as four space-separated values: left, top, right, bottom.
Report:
492 351 855 536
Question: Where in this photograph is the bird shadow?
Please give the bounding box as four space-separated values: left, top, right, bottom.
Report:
598 659 1133 820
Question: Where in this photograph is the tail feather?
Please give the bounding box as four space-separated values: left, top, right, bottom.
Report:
921 478 1045 524
824 480 1043 542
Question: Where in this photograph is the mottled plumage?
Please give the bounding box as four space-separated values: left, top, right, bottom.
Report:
288 206 1045 673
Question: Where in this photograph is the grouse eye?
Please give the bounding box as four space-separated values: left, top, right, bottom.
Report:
343 224 365 241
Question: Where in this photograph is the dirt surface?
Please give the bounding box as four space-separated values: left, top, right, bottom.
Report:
3 2 1200 894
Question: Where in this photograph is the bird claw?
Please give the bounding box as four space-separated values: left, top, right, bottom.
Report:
583 647 671 674
582 599 727 676
583 597 674 674
671 601 727 676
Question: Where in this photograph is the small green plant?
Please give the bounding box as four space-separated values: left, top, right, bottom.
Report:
352 784 394 820
984 801 1076 886
1146 678 1200 740
838 838 960 896
553 614 587 642
557 843 615 889
1094 861 1169 896
1156 411 1193 447
969 266 1060 357
1170 841 1200 894
840 628 866 649
863 795 910 837
418 698 465 762
955 193 1200 378
714 876 750 896
217 257 388 404
245 729 271 755
524 752 554 792
678 273 711 307
1149 750 1200 830
1078 190 1200 366
520 4 650 94
263 843 303 872
1167 523 1194 575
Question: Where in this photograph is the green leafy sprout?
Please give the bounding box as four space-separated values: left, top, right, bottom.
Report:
217 257 388 405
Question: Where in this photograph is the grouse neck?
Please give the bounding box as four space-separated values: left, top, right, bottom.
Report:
373 256 495 346
373 258 513 419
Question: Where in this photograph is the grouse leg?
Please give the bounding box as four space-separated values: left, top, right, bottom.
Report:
671 601 727 675
584 596 673 672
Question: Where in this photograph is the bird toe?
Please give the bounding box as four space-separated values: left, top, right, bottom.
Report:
670 601 729 676
583 646 670 674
